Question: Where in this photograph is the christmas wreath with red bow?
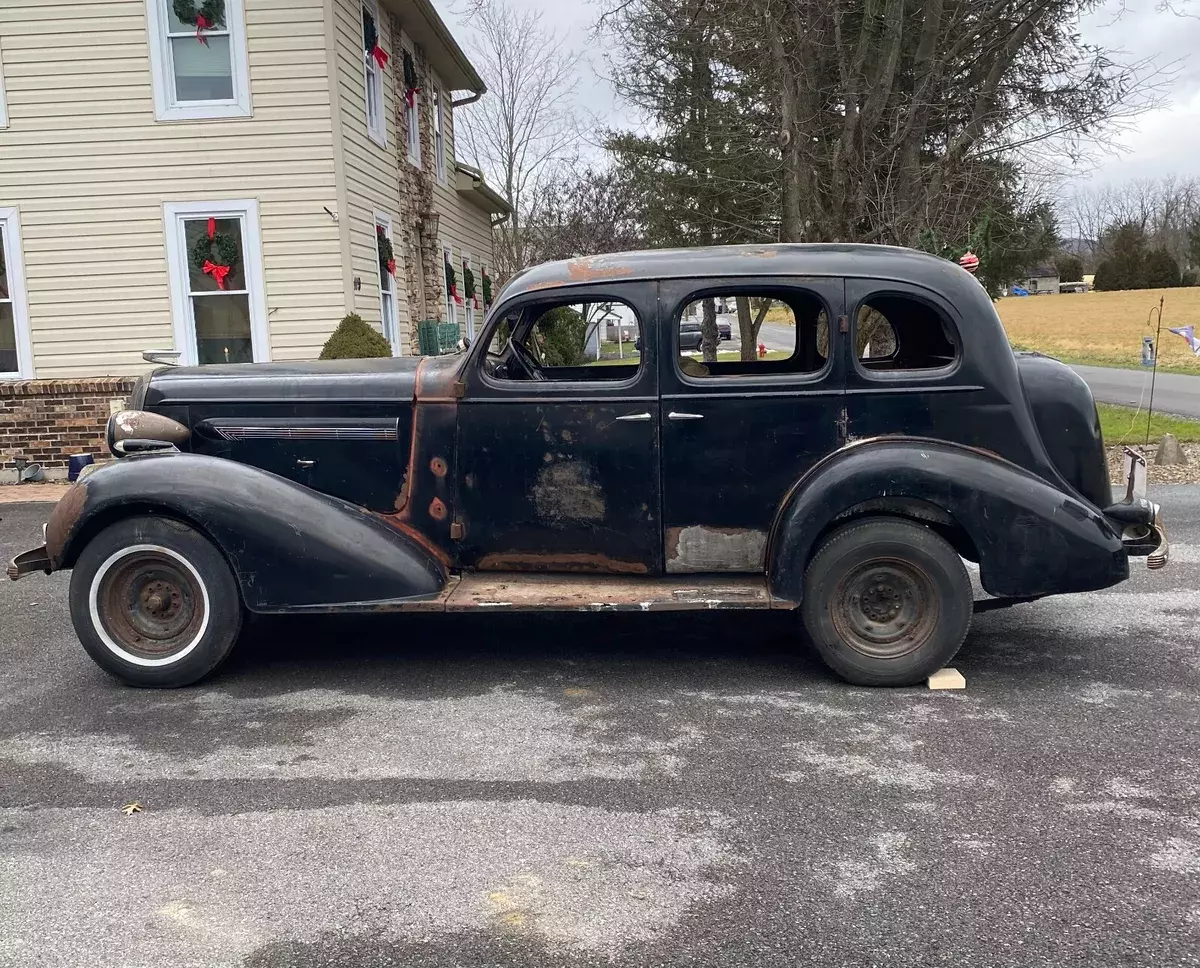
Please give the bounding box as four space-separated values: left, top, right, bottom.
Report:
462 263 477 308
445 256 462 305
481 269 493 308
190 218 239 290
377 226 396 277
173 0 225 44
402 50 421 107
363 9 389 69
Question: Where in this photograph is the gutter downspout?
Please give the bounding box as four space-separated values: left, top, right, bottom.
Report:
451 90 483 109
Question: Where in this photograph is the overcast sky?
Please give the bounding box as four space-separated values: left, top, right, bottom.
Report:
436 0 1200 190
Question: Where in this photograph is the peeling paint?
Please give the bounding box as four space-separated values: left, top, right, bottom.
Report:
428 497 448 521
476 553 648 575
666 525 767 573
429 457 448 478
531 462 606 525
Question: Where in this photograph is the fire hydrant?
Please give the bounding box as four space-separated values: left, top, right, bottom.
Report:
757 342 767 359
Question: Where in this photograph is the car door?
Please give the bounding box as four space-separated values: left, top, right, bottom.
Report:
455 282 662 574
657 277 845 574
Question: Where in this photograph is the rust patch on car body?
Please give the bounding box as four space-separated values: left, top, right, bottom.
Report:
430 457 448 477
45 480 89 566
476 552 649 575
110 410 191 445
665 525 768 574
531 462 605 525
428 497 448 521
565 256 635 283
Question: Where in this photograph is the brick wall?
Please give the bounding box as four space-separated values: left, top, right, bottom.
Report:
0 378 136 473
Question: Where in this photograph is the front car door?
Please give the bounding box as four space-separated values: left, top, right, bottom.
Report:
657 277 845 573
455 282 662 575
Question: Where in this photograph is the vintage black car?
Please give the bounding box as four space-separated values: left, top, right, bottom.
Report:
8 245 1168 688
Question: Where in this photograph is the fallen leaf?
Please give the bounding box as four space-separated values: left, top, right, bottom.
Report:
121 801 143 816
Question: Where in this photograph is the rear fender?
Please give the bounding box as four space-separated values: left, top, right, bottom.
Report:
768 437 1127 601
45 453 447 612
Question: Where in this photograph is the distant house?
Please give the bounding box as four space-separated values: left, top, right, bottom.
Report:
1023 267 1060 295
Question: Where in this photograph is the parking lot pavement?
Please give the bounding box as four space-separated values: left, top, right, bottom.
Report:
2 490 1200 968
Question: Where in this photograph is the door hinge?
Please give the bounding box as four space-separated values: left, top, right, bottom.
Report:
838 314 849 333
450 520 464 540
836 407 849 442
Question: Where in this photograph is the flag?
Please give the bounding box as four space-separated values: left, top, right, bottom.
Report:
1168 325 1200 357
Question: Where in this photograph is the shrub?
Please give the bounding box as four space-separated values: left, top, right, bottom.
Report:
1054 254 1084 283
319 314 392 360
1143 247 1182 289
534 306 588 367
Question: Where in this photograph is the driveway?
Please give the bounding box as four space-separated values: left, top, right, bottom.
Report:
2 492 1200 967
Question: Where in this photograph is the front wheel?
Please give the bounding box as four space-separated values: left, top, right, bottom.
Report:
801 517 972 687
68 516 243 687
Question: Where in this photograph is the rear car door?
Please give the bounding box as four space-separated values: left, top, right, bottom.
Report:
657 277 845 573
455 283 662 574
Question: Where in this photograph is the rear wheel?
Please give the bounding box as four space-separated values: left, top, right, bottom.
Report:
801 517 972 686
68 516 242 687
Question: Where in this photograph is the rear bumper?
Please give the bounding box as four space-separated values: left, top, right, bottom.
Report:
1102 497 1168 571
7 544 51 581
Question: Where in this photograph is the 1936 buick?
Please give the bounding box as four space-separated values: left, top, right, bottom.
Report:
8 245 1168 688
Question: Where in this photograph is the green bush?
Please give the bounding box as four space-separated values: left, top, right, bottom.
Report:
319 313 393 360
535 306 588 367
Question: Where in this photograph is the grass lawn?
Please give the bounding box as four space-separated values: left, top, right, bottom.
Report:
1096 402 1200 446
998 287 1200 376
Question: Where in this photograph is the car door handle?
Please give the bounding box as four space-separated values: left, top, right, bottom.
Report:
667 411 704 421
615 412 652 422
296 459 316 469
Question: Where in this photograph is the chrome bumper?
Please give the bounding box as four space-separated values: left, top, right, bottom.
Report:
1105 448 1168 571
7 544 51 581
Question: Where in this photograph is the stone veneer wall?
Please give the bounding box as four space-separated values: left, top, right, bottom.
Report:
0 378 135 479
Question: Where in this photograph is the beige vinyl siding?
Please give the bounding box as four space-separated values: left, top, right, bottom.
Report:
0 0 342 379
431 89 494 272
334 0 408 349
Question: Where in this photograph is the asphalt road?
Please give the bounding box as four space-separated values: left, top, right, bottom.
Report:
753 323 1200 418
3 492 1200 967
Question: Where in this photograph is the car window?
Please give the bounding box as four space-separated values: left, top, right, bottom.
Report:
856 295 957 371
675 291 828 378
483 299 642 383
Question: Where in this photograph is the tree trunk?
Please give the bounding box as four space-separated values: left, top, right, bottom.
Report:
701 298 719 363
736 297 756 361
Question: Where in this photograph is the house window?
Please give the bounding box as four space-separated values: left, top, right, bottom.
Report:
376 215 400 355
433 88 446 182
0 209 33 379
164 200 268 366
145 0 252 121
443 244 457 328
462 252 476 340
403 49 421 165
362 1 385 145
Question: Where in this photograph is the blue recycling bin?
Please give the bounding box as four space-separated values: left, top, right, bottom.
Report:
67 454 94 482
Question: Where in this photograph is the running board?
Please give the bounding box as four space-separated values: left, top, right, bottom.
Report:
282 573 795 614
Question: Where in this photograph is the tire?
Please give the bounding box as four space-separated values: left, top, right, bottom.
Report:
68 516 243 687
801 517 972 687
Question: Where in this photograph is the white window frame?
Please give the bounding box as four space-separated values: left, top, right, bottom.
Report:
462 250 476 341
433 87 447 183
376 213 400 356
403 43 421 166
163 199 269 366
0 39 9 129
442 242 456 327
0 209 34 379
145 0 252 122
362 0 386 146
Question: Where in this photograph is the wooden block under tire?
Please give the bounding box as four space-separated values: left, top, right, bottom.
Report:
927 667 966 690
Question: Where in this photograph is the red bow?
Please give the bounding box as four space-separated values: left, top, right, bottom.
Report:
452 285 463 305
203 261 231 290
405 86 422 108
386 257 396 276
196 14 210 45
207 217 216 239
371 45 389 70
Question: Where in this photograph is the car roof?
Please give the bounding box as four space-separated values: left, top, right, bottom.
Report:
498 243 992 320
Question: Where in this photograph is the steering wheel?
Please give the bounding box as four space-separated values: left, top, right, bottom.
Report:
508 338 546 381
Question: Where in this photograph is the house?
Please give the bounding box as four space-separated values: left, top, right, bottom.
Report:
1022 266 1060 295
0 0 508 476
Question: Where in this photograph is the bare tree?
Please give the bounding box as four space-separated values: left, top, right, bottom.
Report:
454 0 582 279
1065 176 1200 266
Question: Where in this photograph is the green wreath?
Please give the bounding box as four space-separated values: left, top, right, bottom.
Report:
190 230 240 278
173 0 226 29
463 265 476 301
363 8 378 54
377 227 394 273
482 270 493 307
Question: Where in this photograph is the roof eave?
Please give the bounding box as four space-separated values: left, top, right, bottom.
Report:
455 162 511 215
383 0 485 94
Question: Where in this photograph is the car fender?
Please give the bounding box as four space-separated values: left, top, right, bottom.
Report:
767 437 1127 601
43 452 446 612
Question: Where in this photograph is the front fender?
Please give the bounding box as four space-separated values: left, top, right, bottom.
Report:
45 453 446 611
768 438 1127 601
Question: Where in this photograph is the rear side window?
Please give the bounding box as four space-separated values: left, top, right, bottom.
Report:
856 294 957 371
675 291 828 379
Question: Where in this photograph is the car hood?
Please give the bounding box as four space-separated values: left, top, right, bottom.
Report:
143 356 425 405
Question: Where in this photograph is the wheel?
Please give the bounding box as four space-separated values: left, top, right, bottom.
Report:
801 517 972 687
68 516 243 687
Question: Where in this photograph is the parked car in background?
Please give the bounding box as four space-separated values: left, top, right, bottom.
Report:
8 244 1167 690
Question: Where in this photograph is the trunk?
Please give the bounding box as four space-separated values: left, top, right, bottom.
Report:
701 298 720 363
736 297 756 361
